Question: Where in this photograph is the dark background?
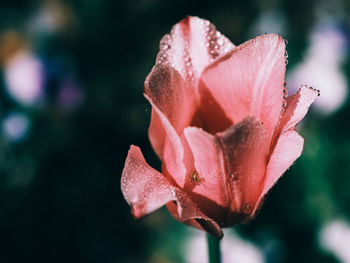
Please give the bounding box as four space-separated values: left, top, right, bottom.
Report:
0 0 349 262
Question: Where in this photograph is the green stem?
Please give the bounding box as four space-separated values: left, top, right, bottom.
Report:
207 233 221 263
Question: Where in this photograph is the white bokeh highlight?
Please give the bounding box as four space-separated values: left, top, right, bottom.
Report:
4 50 44 106
319 219 350 263
287 24 348 115
187 230 264 263
2 112 31 142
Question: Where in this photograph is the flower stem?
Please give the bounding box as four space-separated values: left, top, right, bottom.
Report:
207 233 221 263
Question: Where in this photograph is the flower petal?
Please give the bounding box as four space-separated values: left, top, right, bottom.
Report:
181 127 229 223
166 194 223 239
121 145 177 219
216 118 270 214
155 16 234 85
279 85 319 133
146 16 234 136
199 34 286 133
145 16 235 136
253 130 304 215
146 96 187 187
147 108 166 158
121 145 223 238
145 65 196 139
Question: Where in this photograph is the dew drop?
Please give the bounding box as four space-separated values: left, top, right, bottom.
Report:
209 50 219 57
217 38 224 46
160 43 171 51
242 202 253 214
282 99 286 108
281 98 287 114
229 173 239 182
284 50 289 65
184 56 192 68
204 24 229 60
230 166 242 182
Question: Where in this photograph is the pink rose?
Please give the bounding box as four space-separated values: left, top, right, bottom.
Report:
121 16 318 239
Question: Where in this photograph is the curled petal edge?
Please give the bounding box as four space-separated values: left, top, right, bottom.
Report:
279 85 319 133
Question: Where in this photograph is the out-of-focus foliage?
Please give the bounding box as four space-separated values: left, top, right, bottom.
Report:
0 0 349 262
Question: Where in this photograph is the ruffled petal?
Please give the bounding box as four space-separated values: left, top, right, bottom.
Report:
253 130 304 215
216 117 270 214
146 95 187 187
278 85 319 133
121 145 223 238
181 127 229 221
199 34 286 133
155 16 234 85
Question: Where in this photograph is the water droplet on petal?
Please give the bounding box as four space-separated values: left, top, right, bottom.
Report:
242 202 253 214
160 43 171 51
283 83 288 98
282 99 286 108
284 50 289 65
281 98 287 114
229 173 240 182
217 38 224 46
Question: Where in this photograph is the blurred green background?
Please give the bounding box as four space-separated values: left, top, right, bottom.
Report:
0 0 349 262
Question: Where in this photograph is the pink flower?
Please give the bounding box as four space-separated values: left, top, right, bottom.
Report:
121 16 318 239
